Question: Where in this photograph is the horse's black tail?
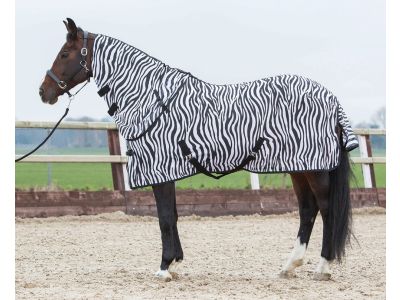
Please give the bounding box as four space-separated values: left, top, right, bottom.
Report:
328 149 353 262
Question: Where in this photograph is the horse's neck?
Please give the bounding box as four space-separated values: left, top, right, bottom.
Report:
92 35 167 92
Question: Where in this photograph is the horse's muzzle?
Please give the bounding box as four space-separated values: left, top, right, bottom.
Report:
39 87 58 105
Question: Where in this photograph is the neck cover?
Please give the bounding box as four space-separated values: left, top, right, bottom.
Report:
92 34 359 189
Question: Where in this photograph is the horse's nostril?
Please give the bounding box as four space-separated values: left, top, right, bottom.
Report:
39 88 44 97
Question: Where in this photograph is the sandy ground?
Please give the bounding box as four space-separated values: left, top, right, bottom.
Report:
15 207 386 300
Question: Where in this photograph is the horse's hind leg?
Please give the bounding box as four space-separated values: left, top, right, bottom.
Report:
305 171 332 280
280 172 319 278
152 181 183 281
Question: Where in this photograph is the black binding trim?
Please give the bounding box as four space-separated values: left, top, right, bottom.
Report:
126 83 184 141
98 85 110 97
108 103 119 116
178 137 266 179
126 91 167 141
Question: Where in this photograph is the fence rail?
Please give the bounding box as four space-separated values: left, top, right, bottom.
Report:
15 121 386 189
14 154 386 165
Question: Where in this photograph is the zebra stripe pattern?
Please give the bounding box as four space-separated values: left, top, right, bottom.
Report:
92 34 359 188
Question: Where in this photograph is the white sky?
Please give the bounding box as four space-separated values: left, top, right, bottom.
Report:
15 0 385 125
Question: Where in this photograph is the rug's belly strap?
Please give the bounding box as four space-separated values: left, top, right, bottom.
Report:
177 137 266 179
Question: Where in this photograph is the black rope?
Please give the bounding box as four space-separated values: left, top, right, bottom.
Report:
15 108 70 162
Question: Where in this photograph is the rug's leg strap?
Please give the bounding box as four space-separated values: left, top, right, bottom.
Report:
178 137 265 180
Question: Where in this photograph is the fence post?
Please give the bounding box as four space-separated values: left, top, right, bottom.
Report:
107 129 125 191
117 133 131 191
358 134 376 188
250 173 260 190
365 134 377 187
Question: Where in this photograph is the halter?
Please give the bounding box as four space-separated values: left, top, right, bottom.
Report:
46 30 92 99
16 31 92 163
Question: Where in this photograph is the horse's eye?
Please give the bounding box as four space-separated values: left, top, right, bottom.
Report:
60 52 69 59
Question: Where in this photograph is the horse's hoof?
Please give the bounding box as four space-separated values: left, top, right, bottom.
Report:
313 272 331 281
279 270 296 279
169 259 182 273
155 269 172 282
292 259 304 267
170 271 179 279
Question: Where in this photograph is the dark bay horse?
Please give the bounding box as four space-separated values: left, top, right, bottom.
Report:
39 18 353 281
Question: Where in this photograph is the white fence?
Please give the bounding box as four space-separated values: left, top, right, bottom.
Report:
15 121 386 189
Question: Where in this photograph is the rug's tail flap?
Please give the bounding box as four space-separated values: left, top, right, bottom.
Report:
337 102 359 151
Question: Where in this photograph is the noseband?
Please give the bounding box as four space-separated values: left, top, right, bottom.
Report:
46 30 92 98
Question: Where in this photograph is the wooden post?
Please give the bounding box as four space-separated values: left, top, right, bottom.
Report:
358 134 376 188
107 129 125 190
365 134 377 188
117 133 131 191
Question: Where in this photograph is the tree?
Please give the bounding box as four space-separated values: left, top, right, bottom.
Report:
371 106 386 129
353 107 386 151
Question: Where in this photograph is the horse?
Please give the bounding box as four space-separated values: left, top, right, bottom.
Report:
39 18 356 281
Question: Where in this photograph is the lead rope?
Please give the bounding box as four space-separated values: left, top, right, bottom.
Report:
15 81 89 163
15 104 71 162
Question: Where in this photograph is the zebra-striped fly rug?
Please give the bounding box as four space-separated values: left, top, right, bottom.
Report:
92 34 359 189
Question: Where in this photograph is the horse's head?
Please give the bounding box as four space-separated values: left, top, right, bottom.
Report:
39 18 93 104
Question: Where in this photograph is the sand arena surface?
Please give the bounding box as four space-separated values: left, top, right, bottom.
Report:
16 208 385 299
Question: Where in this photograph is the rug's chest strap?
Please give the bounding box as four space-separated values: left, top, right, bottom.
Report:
97 84 171 141
97 83 165 119
178 137 266 179
97 85 118 116
98 76 188 141
124 90 169 141
108 103 119 116
98 85 110 97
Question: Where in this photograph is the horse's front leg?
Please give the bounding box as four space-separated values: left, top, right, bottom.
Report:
152 181 183 281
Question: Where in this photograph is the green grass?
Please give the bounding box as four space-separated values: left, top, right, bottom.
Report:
15 163 113 191
15 162 385 191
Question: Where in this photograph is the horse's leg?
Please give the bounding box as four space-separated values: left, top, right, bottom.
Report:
152 181 182 281
168 189 184 275
280 172 319 278
305 171 332 280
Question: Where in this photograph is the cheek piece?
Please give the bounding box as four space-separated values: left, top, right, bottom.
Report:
46 30 92 99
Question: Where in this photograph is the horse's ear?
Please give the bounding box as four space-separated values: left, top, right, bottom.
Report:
63 18 77 41
63 20 68 31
